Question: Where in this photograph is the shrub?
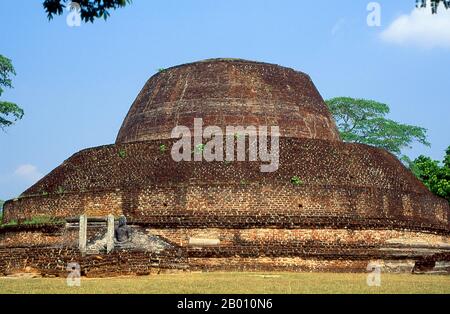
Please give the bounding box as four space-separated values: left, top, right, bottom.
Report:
1 219 17 227
118 149 127 158
290 176 304 186
1 216 65 228
23 216 65 225
159 144 167 153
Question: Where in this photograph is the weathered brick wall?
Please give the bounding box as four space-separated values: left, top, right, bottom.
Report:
116 59 341 143
0 247 373 275
0 229 73 248
0 226 448 275
150 228 450 260
0 223 108 249
150 228 450 248
3 191 122 223
3 138 449 233
130 184 448 232
14 138 433 195
0 247 185 277
187 258 373 272
4 184 448 232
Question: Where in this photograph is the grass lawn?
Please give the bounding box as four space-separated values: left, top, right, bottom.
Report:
0 272 449 294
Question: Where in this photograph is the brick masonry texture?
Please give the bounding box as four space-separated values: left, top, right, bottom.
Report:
4 138 448 233
1 59 449 275
116 59 341 143
0 247 185 277
0 227 448 275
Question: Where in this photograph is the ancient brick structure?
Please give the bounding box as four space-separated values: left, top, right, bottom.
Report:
1 59 449 276
116 59 340 143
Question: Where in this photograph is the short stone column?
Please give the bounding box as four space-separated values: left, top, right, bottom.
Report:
79 214 87 256
106 214 115 253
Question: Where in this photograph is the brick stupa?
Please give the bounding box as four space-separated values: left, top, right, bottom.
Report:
1 59 449 276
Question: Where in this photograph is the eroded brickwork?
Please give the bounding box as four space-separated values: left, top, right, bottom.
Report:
3 138 448 233
0 247 185 277
1 59 449 275
116 59 341 143
1 227 449 275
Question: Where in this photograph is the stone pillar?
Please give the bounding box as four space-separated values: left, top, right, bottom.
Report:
106 214 115 253
79 214 87 256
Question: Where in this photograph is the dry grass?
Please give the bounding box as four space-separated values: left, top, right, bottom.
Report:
0 272 449 294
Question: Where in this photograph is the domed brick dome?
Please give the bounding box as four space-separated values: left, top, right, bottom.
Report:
2 59 449 275
116 59 341 143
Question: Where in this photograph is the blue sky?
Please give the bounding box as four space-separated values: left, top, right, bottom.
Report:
1 0 449 200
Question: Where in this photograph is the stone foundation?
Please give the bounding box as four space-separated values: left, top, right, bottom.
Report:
1 224 449 276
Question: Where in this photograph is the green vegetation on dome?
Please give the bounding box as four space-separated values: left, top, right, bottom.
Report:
290 176 304 186
0 216 65 228
159 144 167 153
118 148 127 158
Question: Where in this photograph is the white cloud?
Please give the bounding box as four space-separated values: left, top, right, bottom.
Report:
14 164 43 182
381 5 450 49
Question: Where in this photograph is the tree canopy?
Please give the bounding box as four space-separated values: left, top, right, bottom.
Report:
410 146 450 204
0 200 4 220
416 0 450 14
0 55 24 131
43 0 132 23
39 1 450 23
325 97 429 159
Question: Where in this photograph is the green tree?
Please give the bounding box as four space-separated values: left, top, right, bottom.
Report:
325 97 430 159
0 200 4 222
0 55 24 131
43 0 132 23
416 0 450 14
410 147 450 203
